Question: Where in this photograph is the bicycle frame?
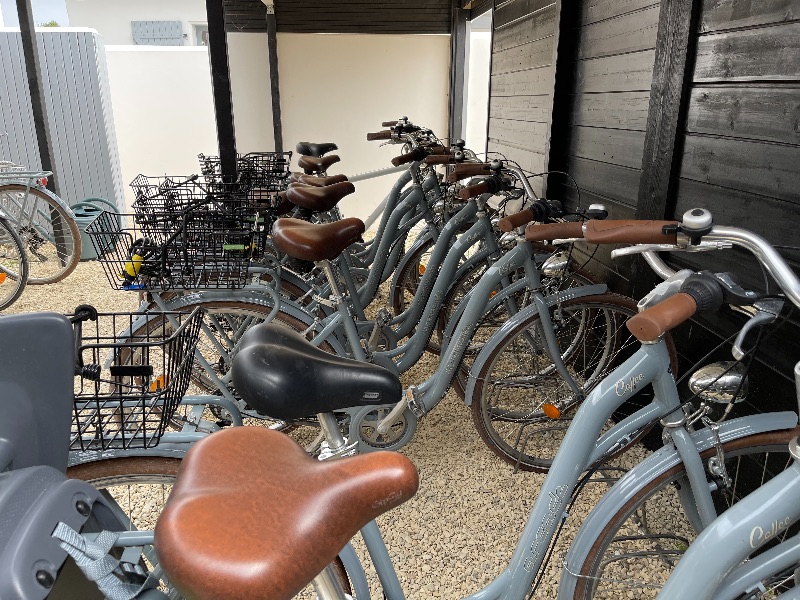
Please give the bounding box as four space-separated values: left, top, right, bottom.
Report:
654 360 800 600
325 340 798 600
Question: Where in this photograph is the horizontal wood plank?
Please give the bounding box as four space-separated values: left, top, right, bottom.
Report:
674 177 799 247
572 49 655 93
491 66 554 96
568 126 646 169
492 4 557 49
560 154 642 206
566 91 651 129
698 0 800 33
576 4 660 60
694 22 800 82
686 85 800 145
679 133 800 204
490 94 552 122
494 0 554 28
579 0 660 26
488 118 549 151
491 35 554 74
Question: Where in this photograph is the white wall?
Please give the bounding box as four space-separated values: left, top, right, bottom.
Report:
66 0 207 45
228 33 274 154
464 30 490 155
277 33 450 223
104 47 217 208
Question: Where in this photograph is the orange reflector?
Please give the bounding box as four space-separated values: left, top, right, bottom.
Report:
490 290 497 298
151 374 168 392
542 403 561 419
0 273 6 284
418 264 426 276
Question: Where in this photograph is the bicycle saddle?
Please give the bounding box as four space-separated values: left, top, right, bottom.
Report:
297 173 349 186
231 323 400 420
298 154 340 174
272 217 364 262
155 427 419 600
296 141 339 157
286 180 355 212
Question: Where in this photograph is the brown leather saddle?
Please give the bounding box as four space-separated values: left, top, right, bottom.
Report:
272 217 365 262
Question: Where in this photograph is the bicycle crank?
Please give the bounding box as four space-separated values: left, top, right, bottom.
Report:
348 404 418 452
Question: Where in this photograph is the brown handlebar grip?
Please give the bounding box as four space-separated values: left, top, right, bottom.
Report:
626 292 697 343
424 154 456 165
525 221 584 242
446 163 492 183
427 145 453 155
458 180 491 200
367 130 393 141
583 220 679 245
498 209 535 232
391 152 416 167
382 121 400 127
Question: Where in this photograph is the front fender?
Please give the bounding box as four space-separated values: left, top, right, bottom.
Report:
556 411 800 600
462 284 607 405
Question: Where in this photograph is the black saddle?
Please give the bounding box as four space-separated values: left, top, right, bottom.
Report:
231 324 401 421
295 142 338 157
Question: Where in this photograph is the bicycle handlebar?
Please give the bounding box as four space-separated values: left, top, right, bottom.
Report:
458 178 500 199
366 130 393 141
627 292 698 343
446 163 492 183
391 148 427 167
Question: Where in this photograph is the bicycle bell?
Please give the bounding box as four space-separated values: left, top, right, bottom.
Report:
688 361 749 404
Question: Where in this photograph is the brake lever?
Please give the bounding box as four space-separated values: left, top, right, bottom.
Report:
731 298 784 360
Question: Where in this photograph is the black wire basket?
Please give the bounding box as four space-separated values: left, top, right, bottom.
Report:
198 151 293 202
86 208 260 290
130 174 247 217
70 308 203 451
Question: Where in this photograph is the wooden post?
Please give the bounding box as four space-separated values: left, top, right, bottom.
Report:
264 0 283 153
636 0 702 220
15 0 59 196
631 0 701 296
206 0 237 181
448 7 468 143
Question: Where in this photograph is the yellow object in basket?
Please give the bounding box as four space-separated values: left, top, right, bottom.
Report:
120 253 144 280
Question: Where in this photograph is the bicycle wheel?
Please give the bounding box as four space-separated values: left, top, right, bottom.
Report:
445 266 599 400
67 457 354 599
569 428 800 599
0 217 28 310
470 293 646 472
0 183 81 284
133 298 337 452
67 457 183 598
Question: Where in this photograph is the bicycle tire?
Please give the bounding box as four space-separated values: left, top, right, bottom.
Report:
470 293 656 472
0 183 81 284
0 217 28 310
568 428 800 599
445 267 599 400
67 457 353 599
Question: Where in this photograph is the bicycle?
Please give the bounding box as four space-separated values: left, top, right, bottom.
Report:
153 210 800 600
0 162 81 284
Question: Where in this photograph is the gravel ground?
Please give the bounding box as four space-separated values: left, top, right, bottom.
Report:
6 260 653 599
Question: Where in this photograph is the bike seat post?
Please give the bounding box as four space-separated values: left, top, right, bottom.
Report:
311 564 350 600
317 411 348 453
318 258 366 361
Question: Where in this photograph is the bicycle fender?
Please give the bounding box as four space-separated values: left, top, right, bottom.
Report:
462 284 607 405
556 411 799 600
67 446 190 467
161 292 348 356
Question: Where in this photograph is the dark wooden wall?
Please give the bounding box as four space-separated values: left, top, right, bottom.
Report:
666 0 800 406
223 0 453 34
548 1 661 289
486 0 558 192
520 0 800 408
